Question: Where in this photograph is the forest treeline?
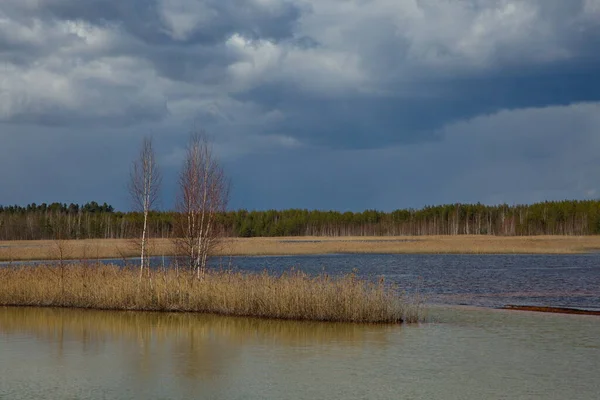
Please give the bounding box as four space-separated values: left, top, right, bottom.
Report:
1 199 600 240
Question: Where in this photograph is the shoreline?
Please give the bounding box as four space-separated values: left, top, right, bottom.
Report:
3 303 598 324
0 304 407 325
2 235 600 261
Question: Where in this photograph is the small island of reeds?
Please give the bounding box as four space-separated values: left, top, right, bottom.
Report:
0 263 421 324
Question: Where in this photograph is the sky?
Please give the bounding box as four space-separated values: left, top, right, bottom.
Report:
1 0 600 212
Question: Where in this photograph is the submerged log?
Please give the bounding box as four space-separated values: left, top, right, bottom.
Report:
502 305 600 316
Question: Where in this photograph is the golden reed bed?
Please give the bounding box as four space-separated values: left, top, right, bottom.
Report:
1 235 600 262
0 264 420 323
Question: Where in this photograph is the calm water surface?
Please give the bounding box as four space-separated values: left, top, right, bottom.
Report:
1 306 599 399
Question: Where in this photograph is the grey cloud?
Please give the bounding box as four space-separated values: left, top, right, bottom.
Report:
224 0 600 149
234 61 600 150
0 0 304 127
2 0 599 132
26 0 301 44
1 0 600 210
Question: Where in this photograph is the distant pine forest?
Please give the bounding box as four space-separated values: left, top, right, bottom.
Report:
1 200 599 240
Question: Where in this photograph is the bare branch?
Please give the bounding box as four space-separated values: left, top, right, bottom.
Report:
129 137 161 278
173 131 229 277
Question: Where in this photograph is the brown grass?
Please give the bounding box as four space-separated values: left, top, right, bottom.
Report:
0 238 175 262
0 263 420 324
225 235 600 255
1 235 600 262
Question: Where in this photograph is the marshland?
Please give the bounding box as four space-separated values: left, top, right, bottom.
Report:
2 234 600 262
2 135 600 399
3 236 600 400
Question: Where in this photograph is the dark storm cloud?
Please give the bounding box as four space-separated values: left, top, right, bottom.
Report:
235 60 600 149
31 0 301 44
0 0 304 126
1 0 600 210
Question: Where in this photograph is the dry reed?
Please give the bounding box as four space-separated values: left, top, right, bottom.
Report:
0 263 420 324
2 235 600 262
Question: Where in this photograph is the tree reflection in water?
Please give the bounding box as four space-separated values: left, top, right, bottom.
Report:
0 307 395 393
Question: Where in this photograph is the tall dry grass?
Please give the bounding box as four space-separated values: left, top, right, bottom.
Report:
2 235 600 262
0 263 420 323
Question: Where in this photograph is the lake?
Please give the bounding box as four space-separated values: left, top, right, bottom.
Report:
1 253 599 399
1 306 599 399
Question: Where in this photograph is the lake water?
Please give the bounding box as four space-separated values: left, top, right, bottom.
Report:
1 306 599 399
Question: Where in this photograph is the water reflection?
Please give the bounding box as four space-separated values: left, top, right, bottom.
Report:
0 307 395 398
0 307 393 348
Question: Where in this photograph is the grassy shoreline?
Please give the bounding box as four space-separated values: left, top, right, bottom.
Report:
1 235 600 262
0 263 420 324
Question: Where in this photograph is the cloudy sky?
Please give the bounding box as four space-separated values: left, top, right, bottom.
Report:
1 0 599 211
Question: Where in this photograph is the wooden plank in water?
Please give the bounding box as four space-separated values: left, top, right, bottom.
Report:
502 305 600 316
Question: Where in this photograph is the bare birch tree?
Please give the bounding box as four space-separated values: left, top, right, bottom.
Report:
129 137 161 278
174 132 229 278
